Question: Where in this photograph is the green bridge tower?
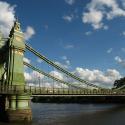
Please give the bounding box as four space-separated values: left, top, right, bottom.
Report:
0 20 32 122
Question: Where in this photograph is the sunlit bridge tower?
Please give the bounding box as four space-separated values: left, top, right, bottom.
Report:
0 20 32 122
0 31 6 84
7 20 25 87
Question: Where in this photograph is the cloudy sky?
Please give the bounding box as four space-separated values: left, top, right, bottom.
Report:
1 0 125 88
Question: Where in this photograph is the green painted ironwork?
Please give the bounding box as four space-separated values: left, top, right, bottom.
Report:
0 19 124 97
0 31 7 84
0 84 124 96
24 61 84 89
6 20 25 86
25 44 102 89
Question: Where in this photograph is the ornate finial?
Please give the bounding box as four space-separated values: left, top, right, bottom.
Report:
13 18 21 31
9 18 22 37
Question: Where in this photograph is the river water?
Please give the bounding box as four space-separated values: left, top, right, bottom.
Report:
0 103 125 125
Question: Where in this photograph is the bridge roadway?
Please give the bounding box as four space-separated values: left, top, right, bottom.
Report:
0 85 124 96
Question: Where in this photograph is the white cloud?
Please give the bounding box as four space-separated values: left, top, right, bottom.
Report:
61 56 68 60
74 67 121 88
24 64 121 88
103 25 109 30
49 71 64 80
24 26 35 40
65 0 75 5
24 70 66 88
121 0 125 8
24 70 44 85
107 48 113 53
64 44 74 49
83 10 104 29
65 60 70 65
31 71 44 79
121 48 125 52
85 31 92 36
115 56 122 63
82 0 125 30
62 14 74 22
115 56 125 67
24 72 32 81
61 56 71 68
0 1 16 37
37 58 43 63
62 9 79 23
49 70 70 88
122 31 125 36
0 1 35 40
55 61 70 69
23 57 31 64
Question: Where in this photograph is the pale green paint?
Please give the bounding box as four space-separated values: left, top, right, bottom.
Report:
7 20 25 86
0 21 32 122
0 32 6 82
9 95 16 110
16 95 30 109
9 95 30 110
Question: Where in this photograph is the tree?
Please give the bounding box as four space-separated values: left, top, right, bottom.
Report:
114 77 125 88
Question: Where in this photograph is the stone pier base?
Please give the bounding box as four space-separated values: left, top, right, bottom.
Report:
7 109 32 122
0 94 32 122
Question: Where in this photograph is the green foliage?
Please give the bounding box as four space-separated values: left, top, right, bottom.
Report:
114 77 125 88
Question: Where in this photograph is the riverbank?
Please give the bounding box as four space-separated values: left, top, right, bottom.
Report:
31 96 125 103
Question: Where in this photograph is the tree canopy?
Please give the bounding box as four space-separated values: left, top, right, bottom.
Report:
114 77 125 88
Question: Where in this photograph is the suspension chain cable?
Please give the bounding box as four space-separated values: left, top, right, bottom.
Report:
25 43 103 89
24 61 85 90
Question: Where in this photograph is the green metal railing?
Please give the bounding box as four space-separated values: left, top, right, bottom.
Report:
0 84 124 95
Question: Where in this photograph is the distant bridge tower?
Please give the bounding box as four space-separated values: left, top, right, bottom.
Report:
0 20 32 122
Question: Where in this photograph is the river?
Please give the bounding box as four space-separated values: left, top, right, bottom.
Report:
0 103 125 125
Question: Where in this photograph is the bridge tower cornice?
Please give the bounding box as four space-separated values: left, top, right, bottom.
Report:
9 20 25 51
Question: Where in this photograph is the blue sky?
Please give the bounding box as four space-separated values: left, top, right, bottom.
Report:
1 0 125 87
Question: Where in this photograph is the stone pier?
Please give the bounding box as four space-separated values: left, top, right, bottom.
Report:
6 94 32 122
0 94 32 122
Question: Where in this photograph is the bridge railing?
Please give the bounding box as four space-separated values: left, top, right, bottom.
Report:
0 84 125 95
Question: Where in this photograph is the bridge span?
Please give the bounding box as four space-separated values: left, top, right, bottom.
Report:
0 20 124 122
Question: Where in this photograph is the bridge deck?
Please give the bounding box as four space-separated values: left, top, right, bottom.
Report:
0 85 124 96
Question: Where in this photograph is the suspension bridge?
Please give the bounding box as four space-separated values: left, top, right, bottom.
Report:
0 20 124 122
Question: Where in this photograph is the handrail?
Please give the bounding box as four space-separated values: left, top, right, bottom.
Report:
0 84 122 95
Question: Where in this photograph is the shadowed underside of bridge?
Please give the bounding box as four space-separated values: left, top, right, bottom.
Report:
0 20 124 122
